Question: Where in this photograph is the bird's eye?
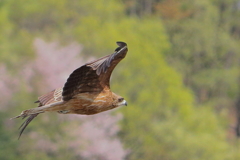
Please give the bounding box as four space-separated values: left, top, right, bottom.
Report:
118 98 124 102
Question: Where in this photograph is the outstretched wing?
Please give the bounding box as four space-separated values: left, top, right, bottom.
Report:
62 41 128 101
18 88 63 139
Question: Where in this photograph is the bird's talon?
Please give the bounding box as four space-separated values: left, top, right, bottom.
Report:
58 110 69 114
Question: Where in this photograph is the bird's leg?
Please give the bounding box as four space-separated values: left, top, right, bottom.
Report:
58 110 70 114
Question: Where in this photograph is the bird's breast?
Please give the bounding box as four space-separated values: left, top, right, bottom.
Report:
63 92 114 115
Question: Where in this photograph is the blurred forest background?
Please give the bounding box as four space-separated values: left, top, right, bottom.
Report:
1 0 240 159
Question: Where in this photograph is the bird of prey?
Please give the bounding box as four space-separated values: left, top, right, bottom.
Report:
13 41 128 139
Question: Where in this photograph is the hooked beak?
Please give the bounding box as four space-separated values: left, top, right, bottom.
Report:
117 99 128 107
117 100 127 106
123 100 127 106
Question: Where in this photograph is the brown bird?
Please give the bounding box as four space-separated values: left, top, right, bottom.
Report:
13 41 128 139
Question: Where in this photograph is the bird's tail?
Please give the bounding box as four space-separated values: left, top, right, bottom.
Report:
11 108 44 139
17 113 39 139
12 101 64 139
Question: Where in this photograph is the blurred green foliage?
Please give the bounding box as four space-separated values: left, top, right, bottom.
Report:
1 0 240 159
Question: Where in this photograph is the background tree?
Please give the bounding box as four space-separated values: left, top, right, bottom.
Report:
1 0 240 159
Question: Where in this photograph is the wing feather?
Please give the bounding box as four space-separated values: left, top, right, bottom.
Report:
37 88 63 105
87 55 111 71
62 41 128 101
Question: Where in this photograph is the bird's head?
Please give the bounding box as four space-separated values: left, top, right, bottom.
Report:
112 93 127 107
116 97 127 107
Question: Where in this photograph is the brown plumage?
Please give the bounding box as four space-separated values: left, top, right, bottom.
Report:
13 42 128 139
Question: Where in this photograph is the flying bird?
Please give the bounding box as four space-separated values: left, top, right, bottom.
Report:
13 41 128 139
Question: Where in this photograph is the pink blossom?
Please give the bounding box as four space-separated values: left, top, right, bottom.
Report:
0 65 18 110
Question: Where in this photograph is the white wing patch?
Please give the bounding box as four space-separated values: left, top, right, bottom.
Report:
86 55 109 70
54 88 63 101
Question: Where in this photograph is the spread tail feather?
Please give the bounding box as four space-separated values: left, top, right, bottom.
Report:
11 109 44 139
18 114 39 139
12 101 64 139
